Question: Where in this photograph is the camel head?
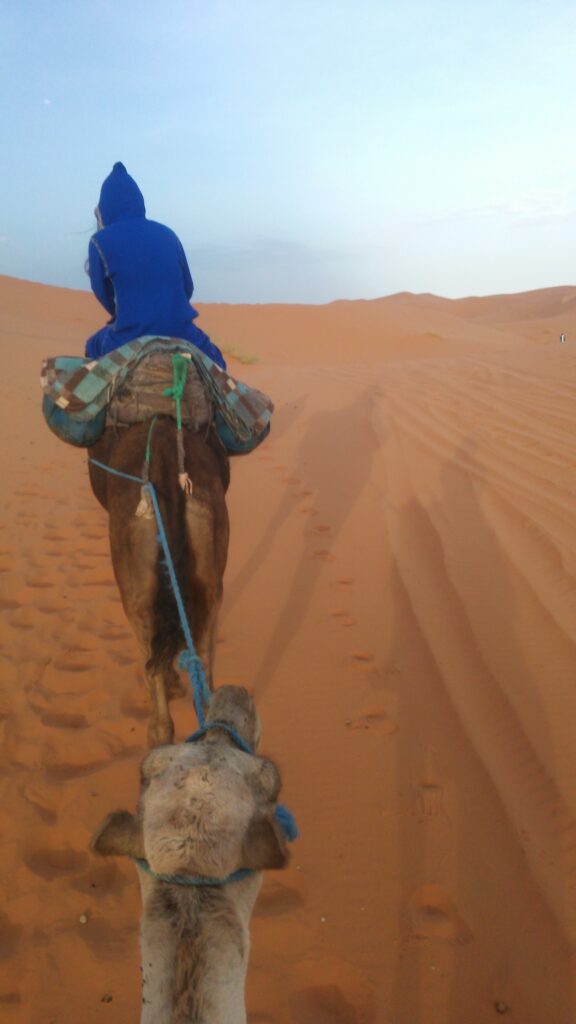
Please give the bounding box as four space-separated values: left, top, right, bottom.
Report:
92 686 289 880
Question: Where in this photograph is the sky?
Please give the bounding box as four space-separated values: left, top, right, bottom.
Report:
1 0 576 303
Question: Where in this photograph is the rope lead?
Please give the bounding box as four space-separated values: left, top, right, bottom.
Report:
164 353 193 494
89 457 209 726
90 451 300 873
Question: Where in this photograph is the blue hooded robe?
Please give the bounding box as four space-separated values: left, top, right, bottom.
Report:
84 163 225 368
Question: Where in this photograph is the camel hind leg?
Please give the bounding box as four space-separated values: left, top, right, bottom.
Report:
184 489 229 690
109 511 176 748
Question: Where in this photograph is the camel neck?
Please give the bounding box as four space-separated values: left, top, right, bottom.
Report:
139 873 261 1024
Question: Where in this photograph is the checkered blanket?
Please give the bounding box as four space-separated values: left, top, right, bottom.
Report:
41 336 274 448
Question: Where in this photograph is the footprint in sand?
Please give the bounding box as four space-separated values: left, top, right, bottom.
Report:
15 514 37 526
39 710 88 730
40 726 137 780
25 577 54 589
254 881 305 917
33 594 71 616
289 985 367 1024
13 486 43 498
346 707 397 735
416 780 444 818
50 657 94 673
98 627 131 642
68 568 115 588
0 550 14 574
333 576 354 589
43 547 65 559
313 523 331 534
313 549 336 563
0 912 23 960
408 884 472 944
330 609 357 627
23 847 89 880
107 650 138 667
22 780 58 824
348 651 377 675
0 993 21 1007
80 529 107 542
42 756 112 781
299 506 318 516
120 692 150 720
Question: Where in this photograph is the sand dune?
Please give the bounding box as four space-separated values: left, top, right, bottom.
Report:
2 275 576 1022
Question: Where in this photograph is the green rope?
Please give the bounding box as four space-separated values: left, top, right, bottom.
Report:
144 415 158 468
163 353 189 431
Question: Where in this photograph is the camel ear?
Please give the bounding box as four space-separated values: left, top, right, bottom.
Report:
253 758 282 801
242 813 289 871
140 746 179 783
91 811 145 859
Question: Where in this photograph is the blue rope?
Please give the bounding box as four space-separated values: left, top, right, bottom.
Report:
186 720 254 754
90 455 300 855
89 458 144 485
274 804 299 842
132 804 297 888
89 457 210 725
132 803 298 888
179 651 211 710
144 482 209 725
186 723 299 843
133 857 253 888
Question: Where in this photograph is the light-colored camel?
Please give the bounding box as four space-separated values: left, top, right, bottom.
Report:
89 415 230 747
92 686 289 1024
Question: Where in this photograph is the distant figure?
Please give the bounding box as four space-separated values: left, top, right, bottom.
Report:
560 333 566 344
84 162 225 368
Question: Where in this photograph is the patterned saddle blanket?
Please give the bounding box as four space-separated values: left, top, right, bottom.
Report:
41 336 274 453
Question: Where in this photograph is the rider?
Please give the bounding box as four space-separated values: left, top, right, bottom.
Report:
84 162 226 369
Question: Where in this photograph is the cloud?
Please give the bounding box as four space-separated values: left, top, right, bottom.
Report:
410 189 576 228
182 237 355 303
186 237 347 271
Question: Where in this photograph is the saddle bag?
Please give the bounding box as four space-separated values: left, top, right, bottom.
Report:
41 338 274 455
41 356 107 448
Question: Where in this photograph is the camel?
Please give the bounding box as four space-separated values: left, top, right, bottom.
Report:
89 414 230 747
92 685 290 1024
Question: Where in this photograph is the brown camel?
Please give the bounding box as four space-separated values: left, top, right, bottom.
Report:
89 415 230 746
92 685 289 1024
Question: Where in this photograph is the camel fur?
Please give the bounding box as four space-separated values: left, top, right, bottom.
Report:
92 686 289 1024
89 417 230 747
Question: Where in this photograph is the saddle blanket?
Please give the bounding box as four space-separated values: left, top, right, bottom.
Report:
41 336 274 453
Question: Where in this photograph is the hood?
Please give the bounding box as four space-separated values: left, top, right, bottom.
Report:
97 162 146 226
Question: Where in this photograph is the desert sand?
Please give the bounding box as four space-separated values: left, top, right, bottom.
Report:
2 273 576 1022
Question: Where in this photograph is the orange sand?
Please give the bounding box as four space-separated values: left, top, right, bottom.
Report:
1 274 576 1022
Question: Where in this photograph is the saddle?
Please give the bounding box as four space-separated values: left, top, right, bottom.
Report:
41 336 273 455
106 350 210 429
